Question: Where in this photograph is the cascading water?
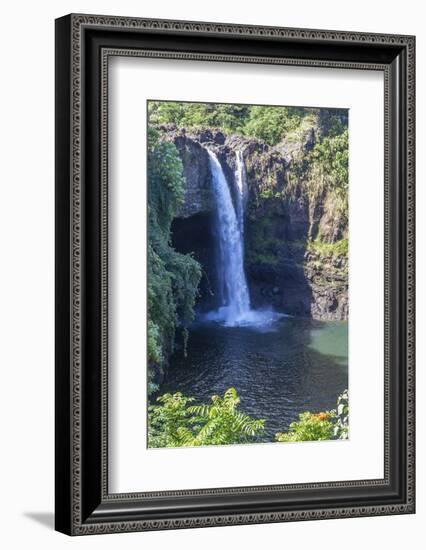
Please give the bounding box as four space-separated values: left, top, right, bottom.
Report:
207 150 251 326
204 149 284 328
234 150 248 237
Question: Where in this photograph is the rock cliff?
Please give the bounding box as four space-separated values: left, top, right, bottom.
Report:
158 119 348 321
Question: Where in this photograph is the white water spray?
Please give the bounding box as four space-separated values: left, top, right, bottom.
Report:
204 150 285 328
206 150 251 325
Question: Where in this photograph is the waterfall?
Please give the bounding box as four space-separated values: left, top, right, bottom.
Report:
207 150 251 326
203 149 284 329
234 150 248 236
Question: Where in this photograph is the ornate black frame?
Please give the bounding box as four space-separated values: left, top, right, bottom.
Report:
55 13 415 535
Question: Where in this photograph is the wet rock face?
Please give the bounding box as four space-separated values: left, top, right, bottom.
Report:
310 286 348 320
161 128 215 218
158 125 348 321
305 252 349 321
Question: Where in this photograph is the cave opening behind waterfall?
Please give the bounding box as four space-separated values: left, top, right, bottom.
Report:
171 212 222 314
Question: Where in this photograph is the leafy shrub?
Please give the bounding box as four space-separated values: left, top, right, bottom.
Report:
275 390 349 443
243 106 305 145
148 388 265 448
275 411 335 442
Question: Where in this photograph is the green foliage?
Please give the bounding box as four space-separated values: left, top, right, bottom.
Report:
245 215 283 269
310 121 349 217
275 390 349 443
247 251 280 268
244 106 305 145
147 128 202 391
148 101 250 135
307 238 349 258
148 388 348 447
275 411 335 442
148 388 265 448
147 367 159 396
148 101 188 127
148 392 196 448
149 101 309 146
333 389 349 440
147 319 162 364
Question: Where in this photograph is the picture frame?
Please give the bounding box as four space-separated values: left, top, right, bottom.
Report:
55 13 415 535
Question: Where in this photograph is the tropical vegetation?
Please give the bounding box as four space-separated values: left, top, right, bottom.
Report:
148 389 349 448
147 127 202 392
148 388 265 447
149 101 336 146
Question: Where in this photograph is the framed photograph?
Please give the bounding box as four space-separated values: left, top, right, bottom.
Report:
55 14 415 535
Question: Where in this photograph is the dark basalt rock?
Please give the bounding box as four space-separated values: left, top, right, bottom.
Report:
161 128 215 218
